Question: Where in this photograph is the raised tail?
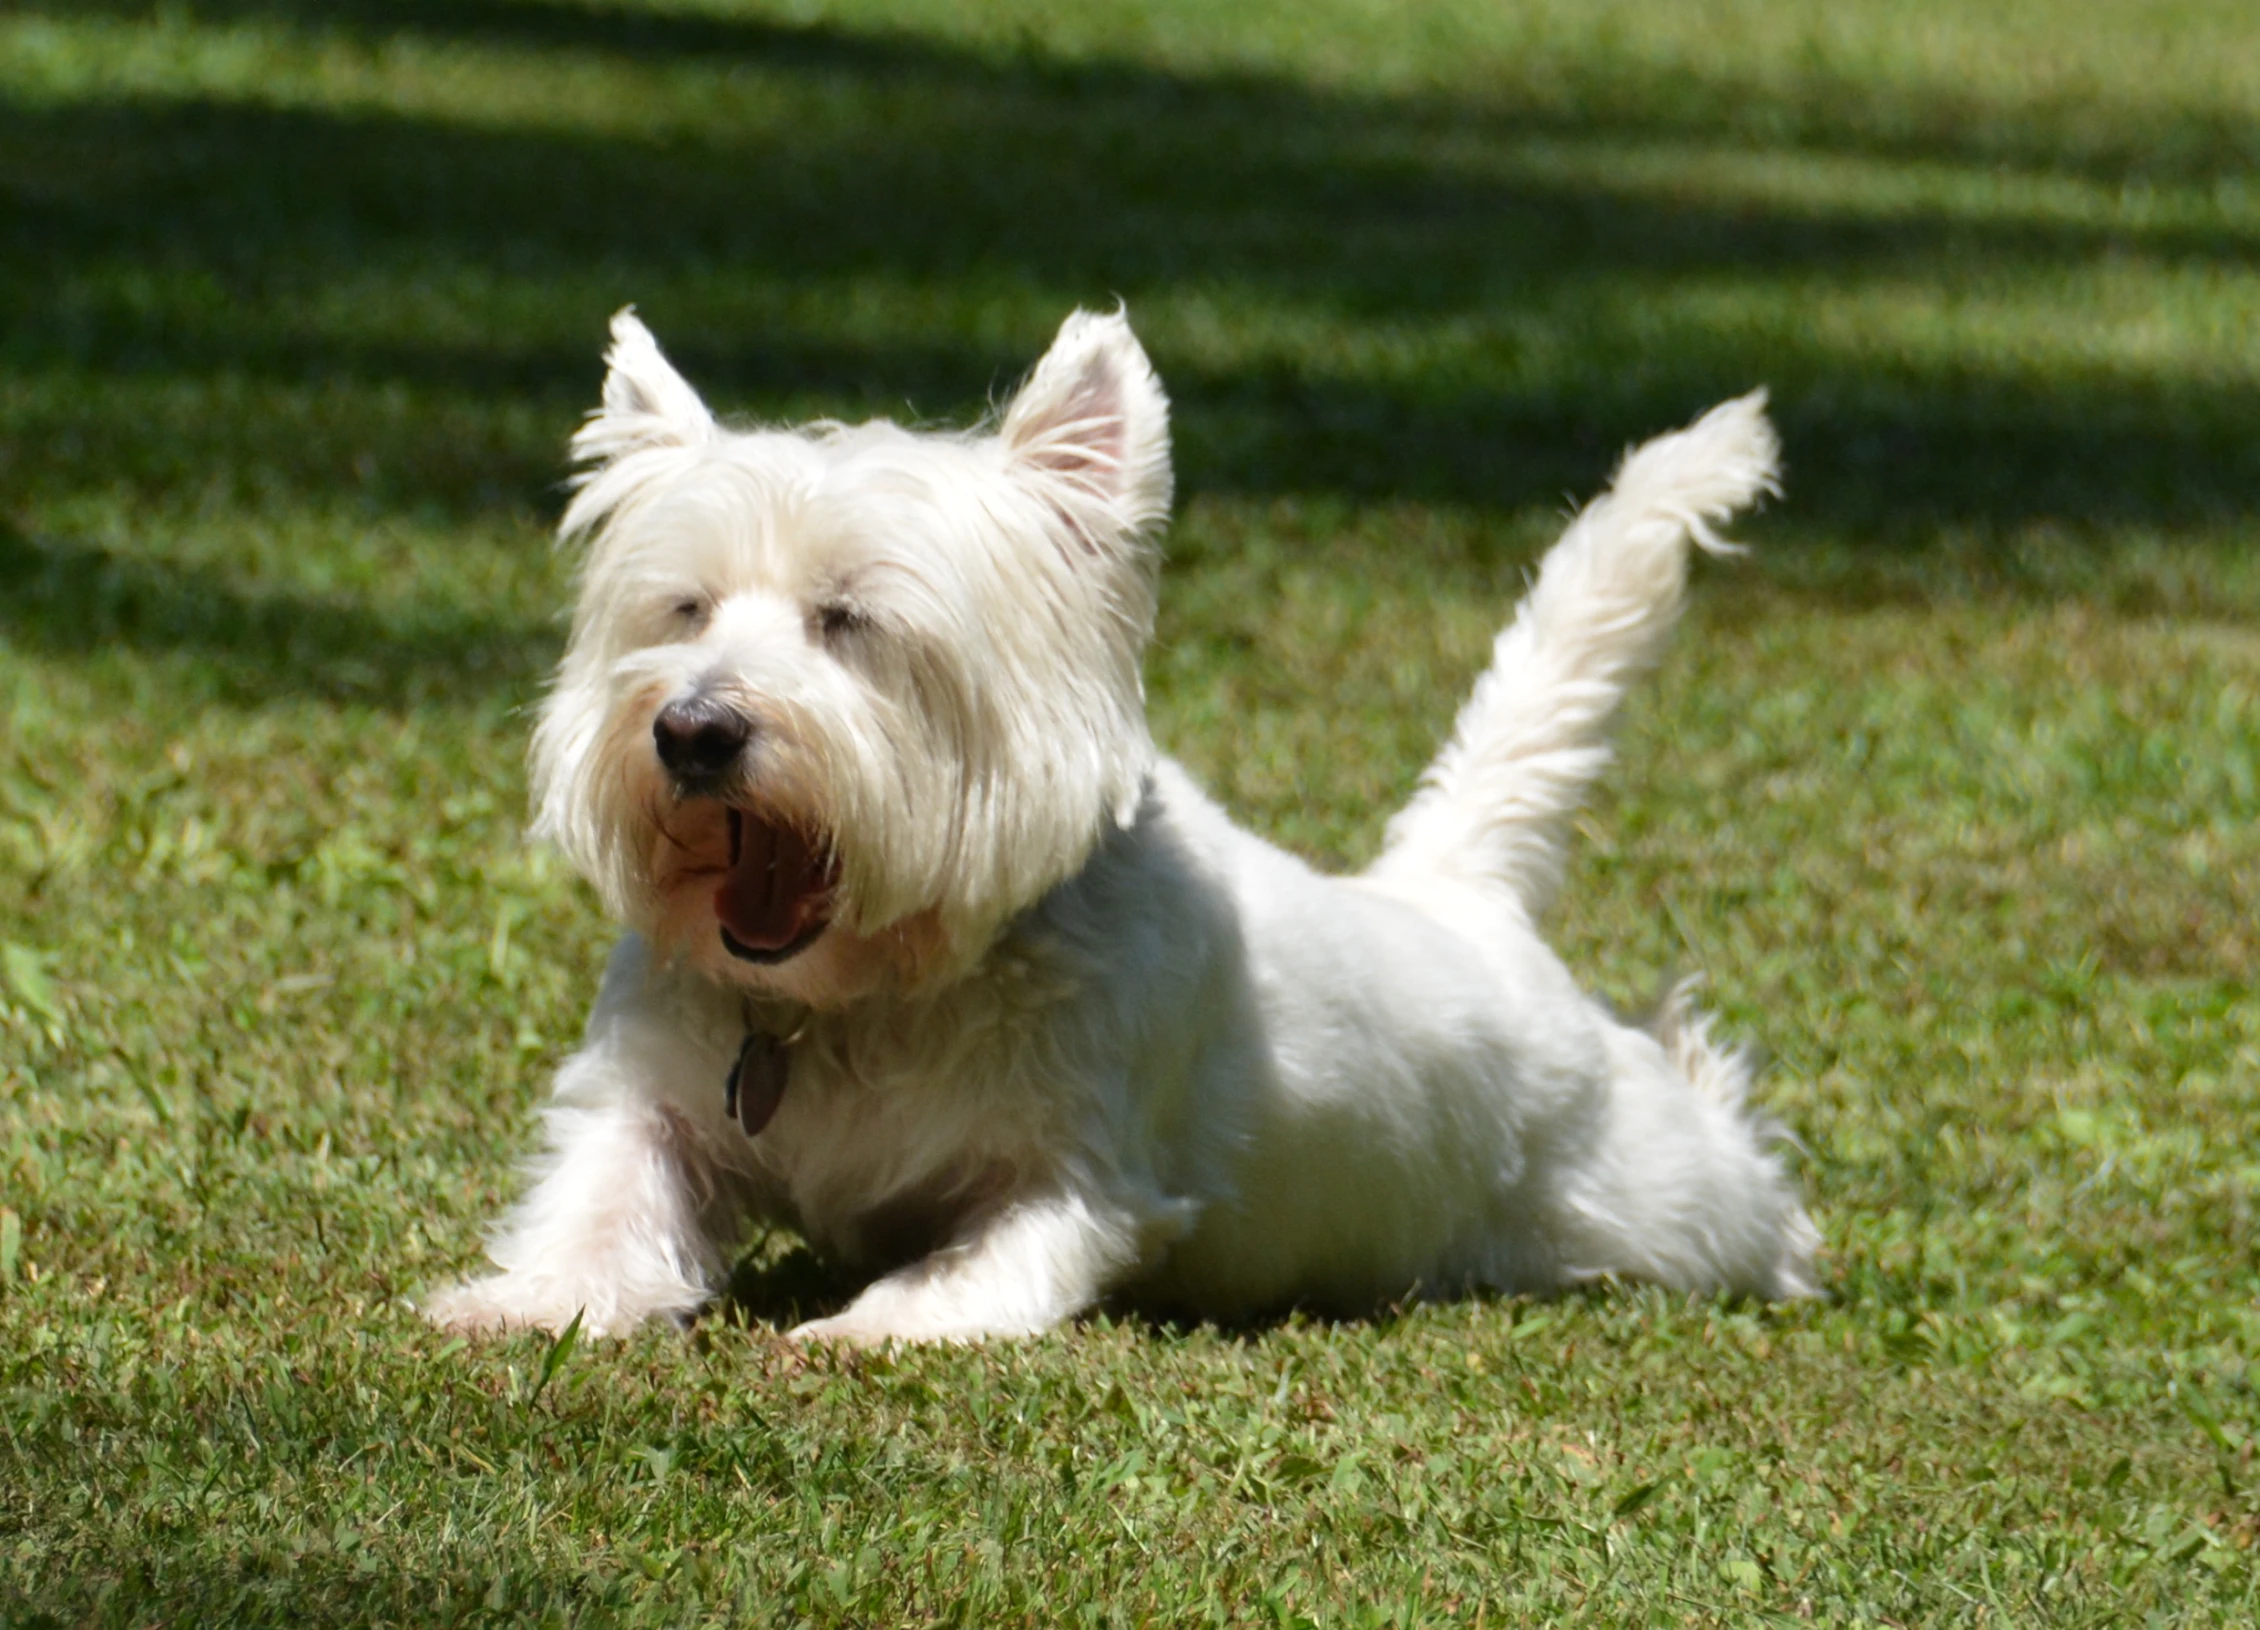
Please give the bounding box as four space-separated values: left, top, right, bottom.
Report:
1370 391 1779 916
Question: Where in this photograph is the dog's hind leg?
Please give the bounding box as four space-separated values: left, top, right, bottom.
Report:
1369 393 1778 918
1517 985 1820 1301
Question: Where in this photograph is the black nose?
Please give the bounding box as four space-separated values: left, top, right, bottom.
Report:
652 697 752 781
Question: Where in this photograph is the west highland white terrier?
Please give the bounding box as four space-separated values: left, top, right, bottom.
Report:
423 308 1819 1345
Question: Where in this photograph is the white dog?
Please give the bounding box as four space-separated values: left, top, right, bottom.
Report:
423 307 1819 1345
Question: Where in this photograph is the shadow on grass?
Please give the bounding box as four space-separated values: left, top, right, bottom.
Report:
0 517 552 708
59 0 2260 188
6 0 2257 705
713 1229 1647 1347
714 1236 862 1333
706 1231 1372 1339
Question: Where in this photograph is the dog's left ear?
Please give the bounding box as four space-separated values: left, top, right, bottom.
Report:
572 307 716 468
1000 308 1172 552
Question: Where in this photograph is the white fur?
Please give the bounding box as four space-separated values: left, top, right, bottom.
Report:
422 308 1819 1345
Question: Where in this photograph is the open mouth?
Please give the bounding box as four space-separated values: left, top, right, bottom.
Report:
716 808 837 965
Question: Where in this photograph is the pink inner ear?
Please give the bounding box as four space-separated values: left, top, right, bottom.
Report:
606 373 662 419
1022 359 1126 489
1015 359 1129 555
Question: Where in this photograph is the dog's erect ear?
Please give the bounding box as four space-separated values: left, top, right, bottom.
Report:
999 308 1172 550
572 307 715 467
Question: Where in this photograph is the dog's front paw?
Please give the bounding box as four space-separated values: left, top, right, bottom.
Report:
786 1311 915 1350
422 1276 606 1339
788 1300 1009 1348
787 1286 1053 1347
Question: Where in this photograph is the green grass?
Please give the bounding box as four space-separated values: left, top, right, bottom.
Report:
3 0 2257 1622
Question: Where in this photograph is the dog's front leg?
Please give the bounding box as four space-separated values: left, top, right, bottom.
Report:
423 1092 726 1339
790 1185 1169 1347
424 943 743 1338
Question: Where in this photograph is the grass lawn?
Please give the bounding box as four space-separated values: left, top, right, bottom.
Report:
3 0 2258 1621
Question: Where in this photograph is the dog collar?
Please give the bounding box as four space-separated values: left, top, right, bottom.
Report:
724 1017 803 1137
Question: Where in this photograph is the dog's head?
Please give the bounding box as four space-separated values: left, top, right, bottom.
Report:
532 308 1172 1006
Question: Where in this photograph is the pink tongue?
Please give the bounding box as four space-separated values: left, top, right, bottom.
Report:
715 812 834 951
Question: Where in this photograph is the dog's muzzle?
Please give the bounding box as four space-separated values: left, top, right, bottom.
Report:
650 698 836 964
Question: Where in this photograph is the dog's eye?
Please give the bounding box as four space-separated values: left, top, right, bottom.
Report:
814 601 867 641
672 598 710 631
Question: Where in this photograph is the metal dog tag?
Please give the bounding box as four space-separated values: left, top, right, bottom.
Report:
724 1031 791 1137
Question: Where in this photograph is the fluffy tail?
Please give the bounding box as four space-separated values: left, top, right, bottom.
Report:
1370 392 1779 916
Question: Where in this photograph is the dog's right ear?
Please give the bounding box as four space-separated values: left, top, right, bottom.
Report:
999 308 1173 554
571 308 715 467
